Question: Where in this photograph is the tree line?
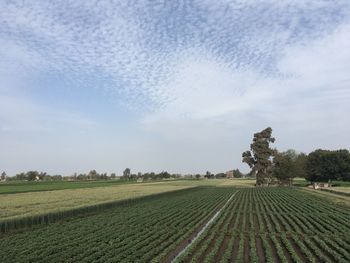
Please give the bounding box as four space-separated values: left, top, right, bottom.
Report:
243 127 350 186
0 169 184 182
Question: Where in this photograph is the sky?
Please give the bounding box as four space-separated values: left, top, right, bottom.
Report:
1 0 350 176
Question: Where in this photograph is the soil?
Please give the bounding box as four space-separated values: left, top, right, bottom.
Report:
230 235 240 262
216 235 231 262
287 237 305 262
267 236 279 262
244 235 250 262
256 236 265 263
277 236 292 263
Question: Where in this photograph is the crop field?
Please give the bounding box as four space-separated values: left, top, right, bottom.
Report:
0 187 235 262
177 188 350 263
0 179 252 220
0 180 133 194
0 182 194 220
0 186 349 263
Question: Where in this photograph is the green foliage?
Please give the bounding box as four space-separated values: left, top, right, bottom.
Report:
306 149 350 182
0 187 236 262
215 173 226 178
242 127 276 185
272 149 307 185
232 169 244 178
123 168 131 180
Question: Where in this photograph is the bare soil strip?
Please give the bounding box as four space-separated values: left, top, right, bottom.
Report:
256 236 265 263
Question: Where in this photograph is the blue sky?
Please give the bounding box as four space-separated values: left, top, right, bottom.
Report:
1 0 350 175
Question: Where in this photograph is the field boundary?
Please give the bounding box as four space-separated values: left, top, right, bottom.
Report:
0 186 198 235
320 188 350 197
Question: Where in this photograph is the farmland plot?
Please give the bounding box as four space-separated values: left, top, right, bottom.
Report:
1 187 349 263
0 187 235 262
176 188 350 263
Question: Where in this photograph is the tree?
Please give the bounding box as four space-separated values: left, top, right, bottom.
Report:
195 174 201 179
306 149 350 182
88 170 98 180
232 169 244 178
205 171 213 179
110 173 116 179
242 127 276 186
27 171 39 181
272 150 307 185
1 171 6 181
215 173 226 179
272 151 295 185
294 152 308 179
123 168 131 180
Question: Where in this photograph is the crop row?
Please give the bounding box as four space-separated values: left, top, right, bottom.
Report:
175 188 350 263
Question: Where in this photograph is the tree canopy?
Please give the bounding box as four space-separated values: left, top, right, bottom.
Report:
272 150 306 185
242 127 276 186
306 149 350 182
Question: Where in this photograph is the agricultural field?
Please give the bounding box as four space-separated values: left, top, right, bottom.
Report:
0 181 194 220
0 180 136 194
0 179 253 221
0 187 235 262
0 185 349 262
176 188 350 263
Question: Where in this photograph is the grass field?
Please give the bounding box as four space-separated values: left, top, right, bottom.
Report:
0 185 349 262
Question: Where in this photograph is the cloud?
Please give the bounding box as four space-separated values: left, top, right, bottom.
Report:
0 1 350 174
0 94 96 133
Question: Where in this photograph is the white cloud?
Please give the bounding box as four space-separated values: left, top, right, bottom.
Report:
0 1 349 174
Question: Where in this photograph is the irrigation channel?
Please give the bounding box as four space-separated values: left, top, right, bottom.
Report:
171 190 239 262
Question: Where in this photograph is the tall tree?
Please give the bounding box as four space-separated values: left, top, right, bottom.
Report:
242 127 276 186
1 171 6 181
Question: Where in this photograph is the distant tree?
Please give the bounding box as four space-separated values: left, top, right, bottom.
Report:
195 174 201 179
15 172 27 181
88 170 98 180
38 172 47 180
215 173 226 179
232 169 244 178
306 149 350 182
123 168 131 180
110 173 116 179
242 127 276 186
27 171 39 181
1 171 6 181
205 171 214 179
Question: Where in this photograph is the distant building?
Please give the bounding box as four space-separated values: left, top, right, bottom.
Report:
313 182 331 189
226 170 234 179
